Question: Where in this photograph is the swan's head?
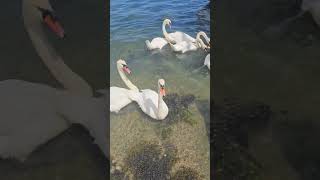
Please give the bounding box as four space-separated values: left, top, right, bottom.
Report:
163 19 172 29
117 59 132 75
28 0 65 38
158 79 166 97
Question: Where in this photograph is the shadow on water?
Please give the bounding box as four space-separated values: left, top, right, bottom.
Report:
0 0 107 179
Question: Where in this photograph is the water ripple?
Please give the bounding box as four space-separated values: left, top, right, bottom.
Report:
111 0 210 42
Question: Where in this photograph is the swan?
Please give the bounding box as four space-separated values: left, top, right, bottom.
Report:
23 0 93 97
145 37 168 50
168 31 210 53
0 80 108 161
162 18 196 44
130 79 169 120
110 59 139 113
204 54 210 70
0 0 107 161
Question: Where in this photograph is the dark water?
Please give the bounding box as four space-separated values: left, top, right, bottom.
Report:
0 0 107 179
111 0 210 42
215 0 320 179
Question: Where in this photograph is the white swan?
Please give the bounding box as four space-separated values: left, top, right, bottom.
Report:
168 31 210 53
0 0 107 161
23 0 93 97
0 80 108 161
110 59 139 113
204 54 210 70
145 37 168 50
162 18 196 44
131 79 168 120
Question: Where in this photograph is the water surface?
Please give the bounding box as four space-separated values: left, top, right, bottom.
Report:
110 0 210 179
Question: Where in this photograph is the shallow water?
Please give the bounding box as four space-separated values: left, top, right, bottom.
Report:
110 0 210 179
215 0 320 179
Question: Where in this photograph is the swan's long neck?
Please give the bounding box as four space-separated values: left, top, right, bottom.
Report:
196 32 210 49
117 65 139 91
22 0 93 97
157 87 165 119
162 21 174 43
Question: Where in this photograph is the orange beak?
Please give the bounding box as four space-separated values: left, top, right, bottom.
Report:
160 87 166 96
44 15 65 38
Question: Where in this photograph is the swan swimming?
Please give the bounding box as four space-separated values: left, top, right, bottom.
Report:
0 0 108 161
168 31 210 53
162 18 196 44
145 37 168 50
110 59 138 113
130 79 169 120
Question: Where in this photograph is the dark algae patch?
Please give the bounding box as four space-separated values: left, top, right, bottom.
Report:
164 93 196 125
124 141 178 180
213 98 271 180
171 166 201 180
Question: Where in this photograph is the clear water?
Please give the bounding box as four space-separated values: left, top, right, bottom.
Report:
110 0 210 179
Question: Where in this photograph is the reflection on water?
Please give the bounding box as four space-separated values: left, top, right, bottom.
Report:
110 0 210 179
0 0 107 179
215 0 320 179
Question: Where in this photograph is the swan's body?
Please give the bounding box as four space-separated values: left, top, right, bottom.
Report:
110 59 138 113
130 79 168 120
0 0 108 161
204 54 210 70
145 37 168 50
0 80 108 160
170 41 198 53
169 31 210 53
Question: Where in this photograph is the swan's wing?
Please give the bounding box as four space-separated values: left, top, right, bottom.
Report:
0 80 69 160
132 89 159 119
172 41 197 53
110 87 133 113
151 37 168 49
169 31 196 43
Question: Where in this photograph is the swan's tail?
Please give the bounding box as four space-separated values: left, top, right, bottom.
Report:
262 11 305 38
145 40 153 50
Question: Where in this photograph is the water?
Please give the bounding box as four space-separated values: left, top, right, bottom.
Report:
0 0 107 179
215 0 320 179
110 0 210 179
